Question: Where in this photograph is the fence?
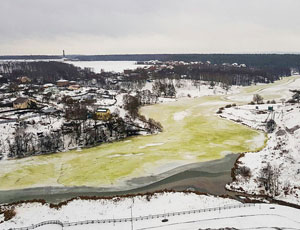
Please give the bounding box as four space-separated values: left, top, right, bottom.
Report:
7 203 255 230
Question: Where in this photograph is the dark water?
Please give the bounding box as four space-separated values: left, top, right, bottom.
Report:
0 154 239 204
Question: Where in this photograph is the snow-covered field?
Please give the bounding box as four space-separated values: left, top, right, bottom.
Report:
142 79 241 99
1 192 300 230
65 61 146 73
227 75 300 102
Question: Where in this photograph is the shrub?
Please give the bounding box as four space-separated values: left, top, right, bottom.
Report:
3 209 16 221
239 166 252 178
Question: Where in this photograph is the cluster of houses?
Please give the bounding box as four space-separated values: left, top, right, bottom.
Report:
0 75 116 124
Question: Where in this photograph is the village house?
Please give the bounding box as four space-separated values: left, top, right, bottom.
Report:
100 93 115 100
43 83 55 88
68 84 80 91
18 76 31 84
13 97 37 109
95 108 111 121
56 79 69 87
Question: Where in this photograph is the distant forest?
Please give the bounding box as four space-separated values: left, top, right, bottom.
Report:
0 54 299 86
0 61 101 84
1 54 300 70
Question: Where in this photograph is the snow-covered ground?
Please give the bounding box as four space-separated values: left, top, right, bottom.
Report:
174 79 240 98
227 75 300 102
221 103 300 205
142 79 241 99
1 192 300 230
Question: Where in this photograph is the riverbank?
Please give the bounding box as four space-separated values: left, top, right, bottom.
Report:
222 103 300 206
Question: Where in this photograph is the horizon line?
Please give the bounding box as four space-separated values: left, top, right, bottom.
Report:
1 52 300 57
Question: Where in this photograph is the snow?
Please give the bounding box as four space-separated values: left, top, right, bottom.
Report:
221 103 300 205
65 61 146 73
174 80 240 98
228 76 300 102
141 80 241 100
1 192 300 230
139 143 164 149
173 111 189 121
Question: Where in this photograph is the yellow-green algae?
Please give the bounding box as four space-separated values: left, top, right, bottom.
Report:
0 96 265 190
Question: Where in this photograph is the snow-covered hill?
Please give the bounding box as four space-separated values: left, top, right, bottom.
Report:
221 103 300 205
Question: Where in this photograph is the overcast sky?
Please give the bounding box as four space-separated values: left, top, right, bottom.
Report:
1 0 300 55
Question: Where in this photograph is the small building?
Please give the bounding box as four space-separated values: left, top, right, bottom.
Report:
18 76 31 84
68 85 80 90
95 108 111 121
124 69 132 75
56 79 69 87
13 97 37 109
43 83 55 88
100 94 114 99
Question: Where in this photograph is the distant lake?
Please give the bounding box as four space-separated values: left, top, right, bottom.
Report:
66 61 146 73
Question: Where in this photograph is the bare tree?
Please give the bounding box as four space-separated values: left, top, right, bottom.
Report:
259 163 280 196
123 94 140 119
253 94 264 104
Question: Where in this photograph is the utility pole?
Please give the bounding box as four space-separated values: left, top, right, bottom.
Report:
130 204 133 230
129 198 134 230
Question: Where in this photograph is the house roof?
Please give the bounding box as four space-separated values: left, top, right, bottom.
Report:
97 108 109 113
57 79 69 83
13 97 29 104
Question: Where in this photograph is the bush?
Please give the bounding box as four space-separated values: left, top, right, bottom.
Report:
239 166 252 178
3 209 16 221
123 94 140 118
266 119 276 133
287 99 297 104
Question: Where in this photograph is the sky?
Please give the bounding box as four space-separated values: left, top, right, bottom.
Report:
1 0 300 55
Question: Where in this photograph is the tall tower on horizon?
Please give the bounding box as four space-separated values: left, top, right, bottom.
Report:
63 50 65 58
